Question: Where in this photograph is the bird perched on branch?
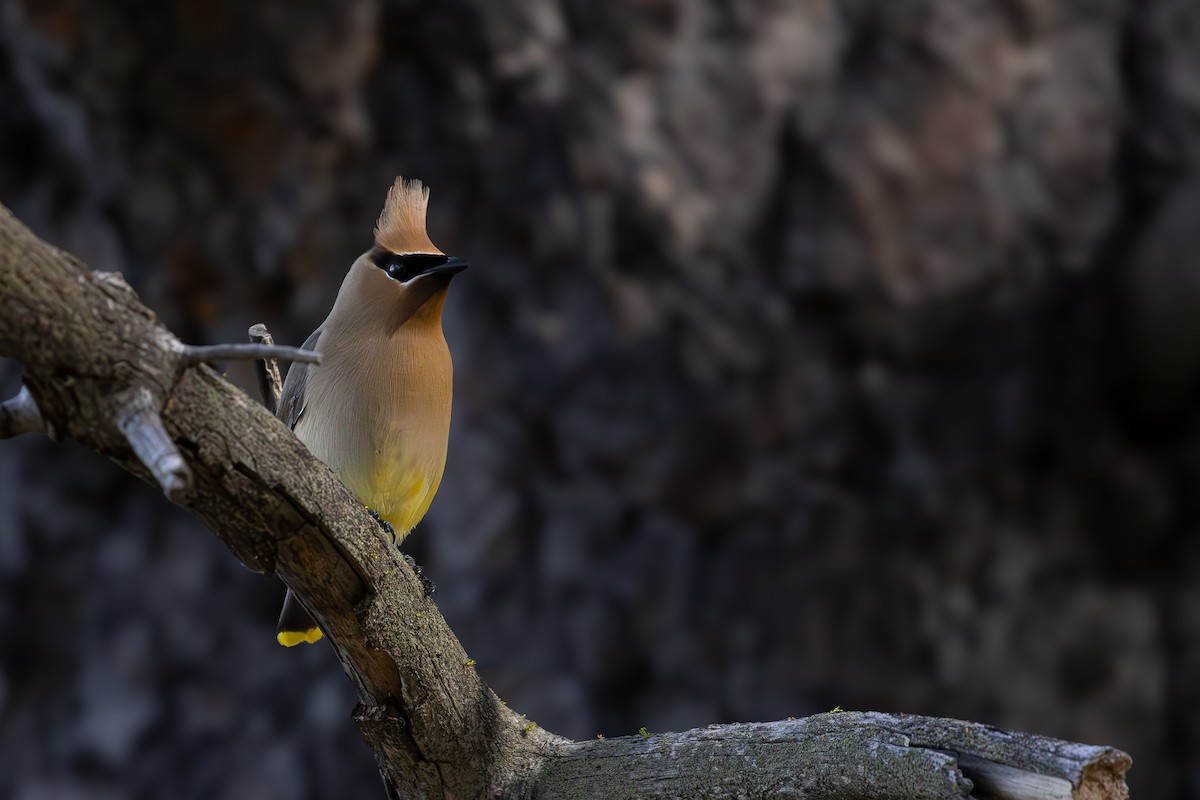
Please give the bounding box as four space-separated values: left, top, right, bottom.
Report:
275 177 467 646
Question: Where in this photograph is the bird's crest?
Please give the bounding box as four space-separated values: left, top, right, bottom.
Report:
375 177 441 255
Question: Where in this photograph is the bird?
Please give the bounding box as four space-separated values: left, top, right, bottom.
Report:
275 177 467 646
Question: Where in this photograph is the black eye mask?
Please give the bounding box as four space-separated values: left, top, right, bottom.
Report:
369 249 449 282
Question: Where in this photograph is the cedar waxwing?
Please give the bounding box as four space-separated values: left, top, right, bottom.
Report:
275 177 467 646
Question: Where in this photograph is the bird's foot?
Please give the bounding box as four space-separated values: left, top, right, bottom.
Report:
403 554 437 597
366 507 398 544
364 507 435 596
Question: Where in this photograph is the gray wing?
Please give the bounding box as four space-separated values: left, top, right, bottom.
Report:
278 327 323 431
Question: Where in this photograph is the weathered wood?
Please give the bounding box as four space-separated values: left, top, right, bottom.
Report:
0 201 1132 799
528 714 1130 800
957 757 1073 800
532 717 971 800
248 323 283 414
880 713 1132 800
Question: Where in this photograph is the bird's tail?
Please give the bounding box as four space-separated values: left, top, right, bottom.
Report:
276 588 324 646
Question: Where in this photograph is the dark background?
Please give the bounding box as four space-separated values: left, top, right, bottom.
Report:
1 1 1197 797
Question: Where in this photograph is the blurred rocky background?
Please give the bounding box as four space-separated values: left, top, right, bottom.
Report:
1 0 1197 797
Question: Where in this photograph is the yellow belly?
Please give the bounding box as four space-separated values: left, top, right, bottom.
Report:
294 422 447 541
367 468 440 540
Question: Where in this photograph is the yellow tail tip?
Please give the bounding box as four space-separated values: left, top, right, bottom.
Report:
277 628 324 647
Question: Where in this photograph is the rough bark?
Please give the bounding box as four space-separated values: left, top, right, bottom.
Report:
0 202 1131 797
530 713 1131 800
249 323 284 415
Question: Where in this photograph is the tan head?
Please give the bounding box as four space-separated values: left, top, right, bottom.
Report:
336 177 468 333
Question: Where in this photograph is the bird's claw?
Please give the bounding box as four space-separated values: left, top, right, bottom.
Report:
404 554 437 597
366 507 398 544
365 508 435 596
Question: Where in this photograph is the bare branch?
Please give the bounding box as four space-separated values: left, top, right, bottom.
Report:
114 386 192 502
178 342 322 366
524 714 1131 800
0 385 46 438
248 323 283 414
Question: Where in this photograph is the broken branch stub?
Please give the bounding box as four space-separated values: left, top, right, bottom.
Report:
0 385 47 439
248 323 283 414
114 385 193 502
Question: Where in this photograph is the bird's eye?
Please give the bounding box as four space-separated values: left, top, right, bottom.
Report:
369 249 450 283
386 260 417 282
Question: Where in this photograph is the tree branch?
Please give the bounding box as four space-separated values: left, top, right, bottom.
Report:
178 342 322 366
524 713 1131 800
0 201 1132 799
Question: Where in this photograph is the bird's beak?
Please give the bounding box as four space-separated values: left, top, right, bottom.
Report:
420 256 469 278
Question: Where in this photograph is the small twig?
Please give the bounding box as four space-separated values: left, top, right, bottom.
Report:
115 386 192 503
179 342 322 366
0 385 46 438
248 323 283 414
